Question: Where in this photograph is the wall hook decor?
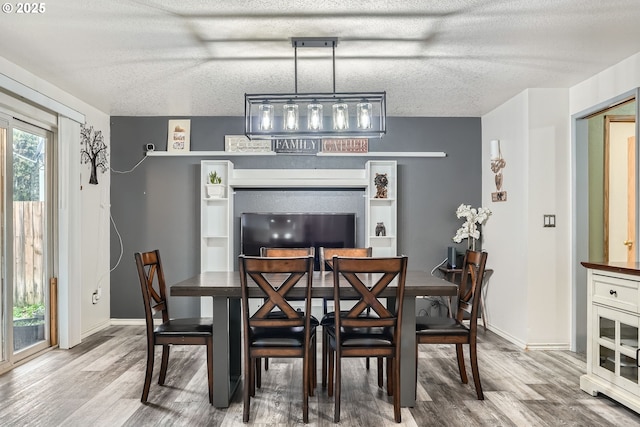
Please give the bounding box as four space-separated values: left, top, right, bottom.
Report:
490 139 507 202
80 124 108 185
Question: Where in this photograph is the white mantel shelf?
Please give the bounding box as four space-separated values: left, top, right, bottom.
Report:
146 151 446 158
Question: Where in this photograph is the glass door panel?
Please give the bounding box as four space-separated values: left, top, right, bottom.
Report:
11 126 48 353
0 125 5 364
594 305 640 393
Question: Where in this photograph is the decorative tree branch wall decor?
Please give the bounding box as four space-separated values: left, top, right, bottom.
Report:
80 124 108 185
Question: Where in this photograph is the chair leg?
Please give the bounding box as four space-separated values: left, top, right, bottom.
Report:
321 328 328 388
141 343 155 402
244 354 251 422
264 357 269 371
334 350 341 423
255 358 262 389
158 344 170 385
386 357 393 396
469 339 484 400
366 357 370 370
309 335 316 397
393 356 401 423
455 343 468 384
250 358 256 397
328 347 334 397
303 346 310 423
378 357 384 388
206 340 214 404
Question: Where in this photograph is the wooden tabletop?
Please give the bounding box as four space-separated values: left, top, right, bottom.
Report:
170 270 457 298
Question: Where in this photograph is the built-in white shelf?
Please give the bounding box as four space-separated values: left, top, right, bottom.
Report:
147 151 275 157
317 151 446 157
147 150 445 158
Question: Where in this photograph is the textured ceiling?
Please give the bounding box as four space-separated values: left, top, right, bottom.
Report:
2 0 640 117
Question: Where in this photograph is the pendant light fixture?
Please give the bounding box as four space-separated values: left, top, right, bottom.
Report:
245 37 386 140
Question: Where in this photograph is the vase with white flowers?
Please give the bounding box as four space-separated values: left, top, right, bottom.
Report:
452 204 492 251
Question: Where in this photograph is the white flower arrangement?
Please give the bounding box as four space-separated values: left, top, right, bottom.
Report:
452 204 492 250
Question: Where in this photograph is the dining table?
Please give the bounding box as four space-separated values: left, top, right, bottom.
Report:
170 270 457 408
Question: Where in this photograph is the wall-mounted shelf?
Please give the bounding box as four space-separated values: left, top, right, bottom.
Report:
147 150 446 158
147 151 275 157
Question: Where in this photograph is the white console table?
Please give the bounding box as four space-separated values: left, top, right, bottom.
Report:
581 261 640 414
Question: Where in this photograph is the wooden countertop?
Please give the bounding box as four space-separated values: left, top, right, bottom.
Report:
581 261 640 277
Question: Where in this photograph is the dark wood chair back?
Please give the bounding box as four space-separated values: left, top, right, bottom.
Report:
455 250 488 330
134 249 213 404
238 255 316 422
319 247 372 272
136 250 169 331
260 247 315 257
328 255 408 423
415 249 488 401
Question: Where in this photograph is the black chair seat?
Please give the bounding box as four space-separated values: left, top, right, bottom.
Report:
415 316 469 335
155 317 213 336
321 310 370 326
327 325 393 346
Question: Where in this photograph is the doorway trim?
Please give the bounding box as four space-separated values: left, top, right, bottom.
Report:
571 88 640 352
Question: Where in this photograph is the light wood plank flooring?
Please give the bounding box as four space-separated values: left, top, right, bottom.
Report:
0 325 639 426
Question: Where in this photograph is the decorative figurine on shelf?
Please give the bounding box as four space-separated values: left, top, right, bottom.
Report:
374 173 388 198
375 222 386 236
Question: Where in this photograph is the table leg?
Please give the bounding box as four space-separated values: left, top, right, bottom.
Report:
211 296 242 408
399 296 417 407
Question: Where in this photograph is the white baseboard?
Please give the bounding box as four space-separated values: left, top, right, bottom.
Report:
81 319 112 339
487 322 570 351
110 318 148 326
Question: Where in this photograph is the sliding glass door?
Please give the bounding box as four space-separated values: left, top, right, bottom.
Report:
0 115 54 366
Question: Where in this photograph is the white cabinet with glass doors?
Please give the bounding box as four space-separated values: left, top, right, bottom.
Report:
581 266 640 414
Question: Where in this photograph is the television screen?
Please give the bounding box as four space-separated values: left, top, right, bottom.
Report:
240 212 356 270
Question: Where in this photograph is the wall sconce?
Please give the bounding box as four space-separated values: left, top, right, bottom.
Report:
490 139 507 202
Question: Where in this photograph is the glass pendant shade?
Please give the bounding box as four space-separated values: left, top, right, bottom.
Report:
332 103 349 130
357 102 372 130
307 103 323 130
259 104 274 131
283 103 299 130
245 92 385 139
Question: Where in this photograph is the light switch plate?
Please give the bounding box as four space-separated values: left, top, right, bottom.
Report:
543 214 556 227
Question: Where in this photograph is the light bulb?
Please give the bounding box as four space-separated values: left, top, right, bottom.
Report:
259 104 273 131
357 102 372 129
308 103 323 130
332 103 349 130
283 103 299 131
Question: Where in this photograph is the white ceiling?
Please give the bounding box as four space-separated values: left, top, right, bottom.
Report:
2 0 640 117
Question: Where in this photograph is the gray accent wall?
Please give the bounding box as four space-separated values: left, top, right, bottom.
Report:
110 116 481 319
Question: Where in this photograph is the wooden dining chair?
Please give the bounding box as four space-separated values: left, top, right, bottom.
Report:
134 250 213 404
318 247 378 388
238 255 317 423
325 255 408 423
415 249 488 400
257 247 315 381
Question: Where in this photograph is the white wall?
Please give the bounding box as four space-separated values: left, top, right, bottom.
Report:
570 51 640 115
0 56 111 345
481 88 570 349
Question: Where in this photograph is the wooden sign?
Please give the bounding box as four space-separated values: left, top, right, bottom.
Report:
273 139 320 154
224 135 272 153
322 138 368 153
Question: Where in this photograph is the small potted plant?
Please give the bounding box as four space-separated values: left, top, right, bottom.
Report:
206 171 225 198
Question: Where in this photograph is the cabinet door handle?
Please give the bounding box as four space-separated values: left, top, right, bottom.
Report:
609 289 617 296
637 348 640 367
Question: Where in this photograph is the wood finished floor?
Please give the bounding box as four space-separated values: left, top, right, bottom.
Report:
0 326 639 426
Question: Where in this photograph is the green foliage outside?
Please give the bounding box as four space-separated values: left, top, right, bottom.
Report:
13 303 45 320
13 129 45 201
